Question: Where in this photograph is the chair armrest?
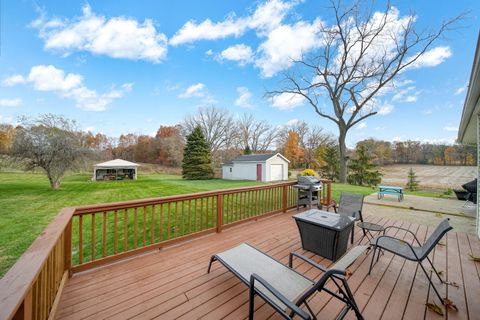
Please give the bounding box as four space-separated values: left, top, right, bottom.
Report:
289 252 327 272
372 235 420 260
383 226 422 245
250 273 311 320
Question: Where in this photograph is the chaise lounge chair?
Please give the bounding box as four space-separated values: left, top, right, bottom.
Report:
208 243 368 319
368 218 453 304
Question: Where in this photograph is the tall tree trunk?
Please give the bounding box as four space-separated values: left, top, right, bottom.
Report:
338 126 348 183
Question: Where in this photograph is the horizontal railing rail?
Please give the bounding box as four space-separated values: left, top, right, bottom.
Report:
0 179 332 320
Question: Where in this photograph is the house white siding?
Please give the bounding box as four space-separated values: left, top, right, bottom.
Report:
477 114 480 238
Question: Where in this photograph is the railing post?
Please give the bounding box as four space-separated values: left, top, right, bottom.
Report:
12 288 32 320
65 220 72 277
282 184 288 213
216 194 224 233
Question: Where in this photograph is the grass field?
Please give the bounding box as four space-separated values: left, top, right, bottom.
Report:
0 171 452 276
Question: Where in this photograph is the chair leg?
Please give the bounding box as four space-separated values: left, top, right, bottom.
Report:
425 256 444 283
341 277 364 320
368 246 377 275
249 284 255 320
418 261 444 304
303 301 317 320
207 255 216 273
351 225 355 244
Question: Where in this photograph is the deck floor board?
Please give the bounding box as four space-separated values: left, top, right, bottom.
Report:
56 211 480 320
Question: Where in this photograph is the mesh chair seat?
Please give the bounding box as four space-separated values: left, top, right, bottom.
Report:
370 237 423 260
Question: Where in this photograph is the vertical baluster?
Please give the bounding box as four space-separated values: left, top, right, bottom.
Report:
159 203 163 241
124 209 128 252
174 202 178 237
167 202 171 239
206 197 209 229
188 200 192 234
102 211 107 257
235 192 239 221
181 201 185 236
91 213 96 261
134 207 138 248
79 215 83 264
242 192 246 219
230 193 234 223
113 210 118 254
194 199 197 233
151 205 155 244
143 206 147 246
200 198 204 231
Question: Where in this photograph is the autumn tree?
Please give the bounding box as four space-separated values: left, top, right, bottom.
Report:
11 114 87 189
0 124 15 154
155 125 184 166
182 126 214 180
236 114 278 153
268 0 461 182
282 131 304 168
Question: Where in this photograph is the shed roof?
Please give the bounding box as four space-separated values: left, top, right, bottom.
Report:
94 159 140 168
231 153 290 163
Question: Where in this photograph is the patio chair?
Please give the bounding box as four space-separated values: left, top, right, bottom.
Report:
208 243 368 320
368 218 453 304
330 192 385 244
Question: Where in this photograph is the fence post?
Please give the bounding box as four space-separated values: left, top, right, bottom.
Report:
65 220 72 277
282 185 288 213
216 194 224 233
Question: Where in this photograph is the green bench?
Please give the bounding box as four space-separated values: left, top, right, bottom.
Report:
377 185 404 201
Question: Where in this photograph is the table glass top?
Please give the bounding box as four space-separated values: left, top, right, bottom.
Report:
293 209 354 230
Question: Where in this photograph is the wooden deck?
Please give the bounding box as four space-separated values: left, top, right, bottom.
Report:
55 211 480 320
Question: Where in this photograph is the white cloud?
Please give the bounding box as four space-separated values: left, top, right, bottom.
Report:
423 109 433 115
404 95 418 103
443 126 458 132
83 126 95 132
270 92 305 110
170 0 294 46
0 114 14 124
7 65 132 111
205 49 214 56
235 87 253 108
256 18 323 77
356 122 367 130
455 82 468 95
409 46 452 69
2 75 26 86
0 98 22 107
32 4 168 63
219 44 253 65
179 83 207 98
377 103 394 115
286 118 299 126
375 126 385 131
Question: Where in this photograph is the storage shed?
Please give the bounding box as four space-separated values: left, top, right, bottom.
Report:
222 153 290 182
93 159 140 181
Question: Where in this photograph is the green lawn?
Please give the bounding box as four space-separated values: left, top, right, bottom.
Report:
0 172 264 276
0 172 451 276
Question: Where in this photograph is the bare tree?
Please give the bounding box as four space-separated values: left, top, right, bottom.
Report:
183 106 236 156
268 0 462 182
237 114 278 152
12 114 87 189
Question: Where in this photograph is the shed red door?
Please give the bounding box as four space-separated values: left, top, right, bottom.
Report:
256 164 262 181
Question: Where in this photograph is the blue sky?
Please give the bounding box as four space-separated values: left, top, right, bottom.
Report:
0 0 479 147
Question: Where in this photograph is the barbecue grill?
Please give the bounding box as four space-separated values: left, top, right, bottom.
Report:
461 178 477 205
293 176 323 210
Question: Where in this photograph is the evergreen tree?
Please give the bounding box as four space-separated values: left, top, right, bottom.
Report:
347 145 382 186
318 145 339 181
406 168 420 191
182 126 214 180
244 145 252 155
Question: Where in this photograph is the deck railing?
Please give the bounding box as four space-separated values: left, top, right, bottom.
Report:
0 180 331 320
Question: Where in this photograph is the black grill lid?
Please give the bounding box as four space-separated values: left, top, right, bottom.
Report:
462 178 477 193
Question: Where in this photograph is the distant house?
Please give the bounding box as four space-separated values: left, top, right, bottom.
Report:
458 32 480 238
222 153 290 182
93 159 140 181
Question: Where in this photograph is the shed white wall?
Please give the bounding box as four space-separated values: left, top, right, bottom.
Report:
266 156 289 181
222 165 234 180
231 162 259 181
